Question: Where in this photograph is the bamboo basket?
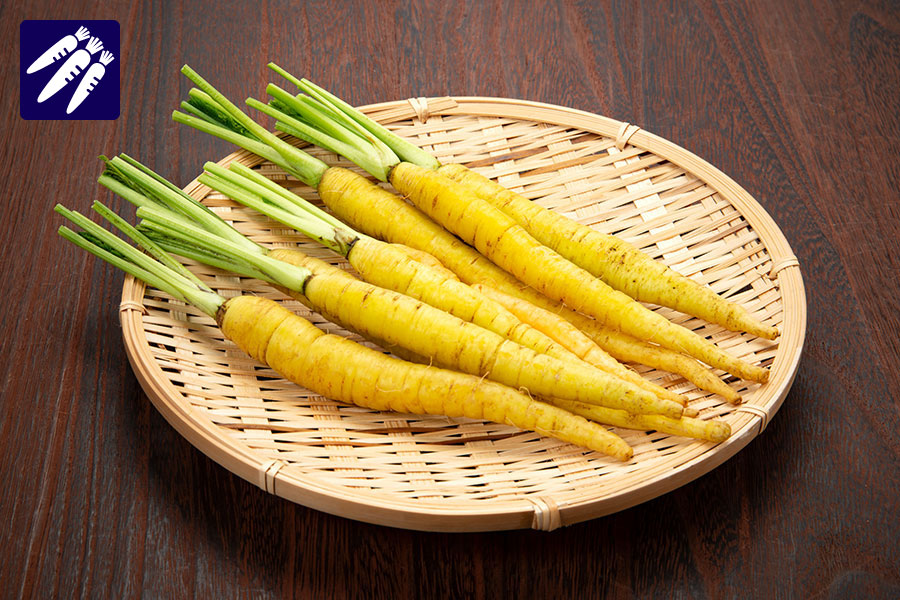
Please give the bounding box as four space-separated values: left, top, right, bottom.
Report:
119 97 805 532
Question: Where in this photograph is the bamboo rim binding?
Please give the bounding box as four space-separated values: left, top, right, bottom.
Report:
120 98 805 532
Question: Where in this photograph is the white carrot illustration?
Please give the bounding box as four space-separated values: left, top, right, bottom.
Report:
66 50 115 114
37 36 103 104
26 26 91 74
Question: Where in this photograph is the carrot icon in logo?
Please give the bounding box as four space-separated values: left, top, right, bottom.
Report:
37 36 104 104
67 50 115 114
20 20 120 120
26 25 90 74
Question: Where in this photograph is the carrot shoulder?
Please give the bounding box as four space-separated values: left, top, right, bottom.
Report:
218 295 633 460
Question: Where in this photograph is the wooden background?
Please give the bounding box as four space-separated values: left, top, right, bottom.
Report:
3 1 899 597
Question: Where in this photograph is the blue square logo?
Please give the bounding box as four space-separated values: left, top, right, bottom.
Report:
20 20 120 120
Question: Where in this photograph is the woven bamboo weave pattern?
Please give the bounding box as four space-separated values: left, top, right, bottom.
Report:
120 98 804 532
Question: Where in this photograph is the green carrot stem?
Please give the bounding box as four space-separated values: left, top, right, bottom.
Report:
198 167 357 257
226 162 348 231
265 84 353 144
178 99 218 124
90 201 210 292
117 153 211 214
266 84 394 159
97 172 163 211
60 224 180 302
102 155 258 255
171 110 308 180
266 62 304 89
294 74 440 170
246 97 393 182
136 205 312 293
185 88 259 140
144 232 270 282
55 205 224 317
266 82 397 162
180 64 328 187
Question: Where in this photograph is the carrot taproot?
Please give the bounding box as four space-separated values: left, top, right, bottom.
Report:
57 204 633 459
191 160 689 413
170 67 744 397
309 164 743 400
199 162 585 366
252 76 768 383
565 314 744 404
349 237 591 365
549 398 731 443
265 245 685 418
172 70 597 378
386 242 460 281
221 296 634 460
467 269 744 403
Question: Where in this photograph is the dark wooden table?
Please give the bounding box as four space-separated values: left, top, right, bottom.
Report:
4 1 899 597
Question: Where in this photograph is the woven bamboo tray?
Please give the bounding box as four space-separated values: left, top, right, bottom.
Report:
119 97 805 532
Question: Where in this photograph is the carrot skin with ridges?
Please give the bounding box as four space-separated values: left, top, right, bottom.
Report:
479 276 745 404
348 237 586 365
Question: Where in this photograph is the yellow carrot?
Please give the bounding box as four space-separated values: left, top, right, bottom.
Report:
135 154 685 419
386 242 459 280
477 276 744 404
438 163 778 341
172 69 752 394
317 166 499 283
286 75 775 342
386 163 769 384
348 240 698 406
567 316 744 404
265 247 684 418
471 283 687 406
221 296 634 459
346 237 588 365
199 163 604 377
314 167 740 400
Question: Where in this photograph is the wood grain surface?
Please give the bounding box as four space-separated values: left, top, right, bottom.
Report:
2 0 899 598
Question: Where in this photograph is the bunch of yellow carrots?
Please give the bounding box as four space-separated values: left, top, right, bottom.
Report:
58 64 778 461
